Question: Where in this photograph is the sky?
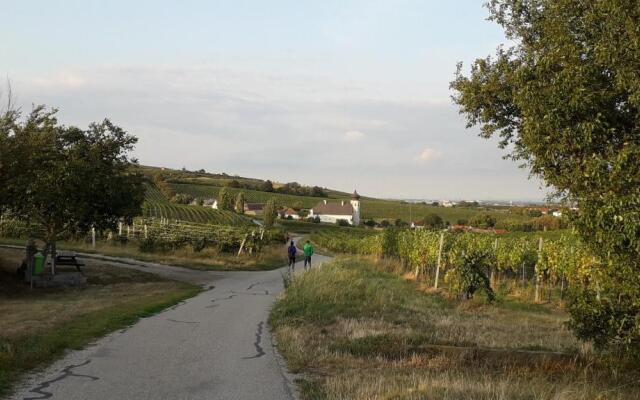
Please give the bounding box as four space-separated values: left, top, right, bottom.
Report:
0 0 548 201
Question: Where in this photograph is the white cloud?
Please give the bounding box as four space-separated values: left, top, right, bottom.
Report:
31 72 86 88
344 130 365 142
415 147 441 163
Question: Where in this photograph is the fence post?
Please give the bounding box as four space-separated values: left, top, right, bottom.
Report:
237 234 248 256
490 238 498 288
434 232 444 289
127 225 130 238
118 222 123 236
535 237 543 302
91 227 96 248
144 224 148 239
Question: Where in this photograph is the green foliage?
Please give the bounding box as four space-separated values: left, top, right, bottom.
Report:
420 213 444 229
235 192 246 214
143 184 252 226
263 198 277 228
336 219 350 227
261 180 274 192
445 250 495 302
217 187 235 211
1 106 144 249
170 193 194 205
469 214 496 228
451 0 640 354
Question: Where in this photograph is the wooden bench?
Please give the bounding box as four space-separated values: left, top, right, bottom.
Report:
49 252 85 272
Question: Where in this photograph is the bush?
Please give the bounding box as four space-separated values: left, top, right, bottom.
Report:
445 250 495 302
171 193 194 204
336 219 350 227
421 213 444 229
469 214 496 228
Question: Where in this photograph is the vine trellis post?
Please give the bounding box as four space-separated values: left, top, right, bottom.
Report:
535 237 543 302
433 232 444 289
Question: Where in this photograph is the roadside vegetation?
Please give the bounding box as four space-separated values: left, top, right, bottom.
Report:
271 257 640 399
0 247 200 398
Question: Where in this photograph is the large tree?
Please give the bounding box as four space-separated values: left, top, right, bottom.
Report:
451 0 640 354
2 106 144 272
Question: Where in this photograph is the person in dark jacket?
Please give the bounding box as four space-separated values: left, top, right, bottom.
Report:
287 241 297 269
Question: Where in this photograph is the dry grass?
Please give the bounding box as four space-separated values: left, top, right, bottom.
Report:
270 257 639 400
0 248 200 397
0 238 288 271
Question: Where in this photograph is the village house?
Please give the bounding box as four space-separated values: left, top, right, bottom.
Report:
279 208 301 220
203 198 218 209
309 191 361 226
244 203 265 216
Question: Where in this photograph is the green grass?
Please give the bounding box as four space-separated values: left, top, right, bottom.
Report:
0 249 201 397
0 238 289 272
270 256 640 399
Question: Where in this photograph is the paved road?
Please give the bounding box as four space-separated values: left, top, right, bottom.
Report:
9 250 332 400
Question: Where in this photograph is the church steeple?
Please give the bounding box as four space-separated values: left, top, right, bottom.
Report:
350 190 361 226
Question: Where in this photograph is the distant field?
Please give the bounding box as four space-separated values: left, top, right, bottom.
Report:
169 182 525 223
144 185 252 226
362 199 528 223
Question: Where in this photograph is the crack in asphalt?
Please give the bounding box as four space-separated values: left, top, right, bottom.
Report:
246 282 261 290
167 318 200 324
243 321 266 360
23 359 99 400
211 293 237 303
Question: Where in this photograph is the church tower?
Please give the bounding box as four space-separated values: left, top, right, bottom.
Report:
350 190 361 226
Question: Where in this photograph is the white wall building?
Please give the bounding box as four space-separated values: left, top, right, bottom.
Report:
309 191 361 226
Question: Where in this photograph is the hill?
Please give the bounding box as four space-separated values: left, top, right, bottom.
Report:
143 183 253 226
140 165 532 226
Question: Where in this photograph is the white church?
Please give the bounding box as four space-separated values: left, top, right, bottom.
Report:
309 191 361 226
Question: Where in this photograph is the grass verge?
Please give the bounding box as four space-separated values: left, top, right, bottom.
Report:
270 256 640 400
0 248 201 398
0 238 287 271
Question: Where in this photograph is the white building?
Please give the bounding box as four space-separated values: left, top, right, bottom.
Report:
309 191 361 226
203 198 218 209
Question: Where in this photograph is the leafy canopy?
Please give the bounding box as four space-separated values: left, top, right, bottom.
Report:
451 0 640 354
1 105 144 244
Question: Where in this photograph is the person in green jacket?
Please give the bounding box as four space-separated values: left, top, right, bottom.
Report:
303 240 314 270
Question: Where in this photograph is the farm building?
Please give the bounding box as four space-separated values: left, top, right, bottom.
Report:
244 203 265 216
279 208 301 220
203 198 218 209
309 190 361 226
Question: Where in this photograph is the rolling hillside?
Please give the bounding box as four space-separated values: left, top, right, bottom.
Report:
143 184 253 226
167 182 527 224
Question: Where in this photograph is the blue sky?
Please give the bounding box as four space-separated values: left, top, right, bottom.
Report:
1 0 547 200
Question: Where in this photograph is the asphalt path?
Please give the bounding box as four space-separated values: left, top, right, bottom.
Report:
8 248 332 400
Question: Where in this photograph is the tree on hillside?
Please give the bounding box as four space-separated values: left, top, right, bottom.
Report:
227 179 241 188
469 214 496 229
451 0 640 354
263 199 277 228
235 192 246 214
421 213 444 229
261 180 274 192
217 187 234 211
1 105 144 272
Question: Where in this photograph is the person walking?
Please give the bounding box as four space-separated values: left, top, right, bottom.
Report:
287 241 297 270
303 240 314 270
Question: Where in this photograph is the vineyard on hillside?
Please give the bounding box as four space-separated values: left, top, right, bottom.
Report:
169 182 529 223
143 184 252 226
0 217 283 254
310 229 595 302
169 183 325 208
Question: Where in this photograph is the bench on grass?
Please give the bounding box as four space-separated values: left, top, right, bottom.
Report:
49 252 85 272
